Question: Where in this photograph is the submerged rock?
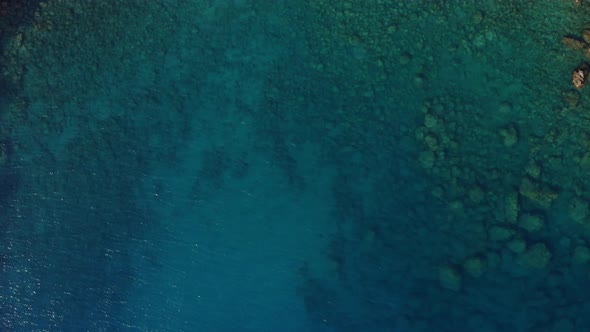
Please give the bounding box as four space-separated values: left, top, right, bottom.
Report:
519 243 551 269
525 161 541 179
519 177 558 209
562 89 580 108
498 101 512 113
499 125 518 147
507 238 527 254
518 213 545 232
572 245 590 264
438 265 462 291
562 36 587 50
468 185 484 203
568 197 589 224
489 225 515 242
463 256 486 278
504 191 519 223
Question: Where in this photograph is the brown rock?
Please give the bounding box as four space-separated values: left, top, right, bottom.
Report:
562 36 587 50
583 29 590 43
573 63 590 89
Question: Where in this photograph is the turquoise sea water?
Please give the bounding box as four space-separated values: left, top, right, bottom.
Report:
2 1 590 331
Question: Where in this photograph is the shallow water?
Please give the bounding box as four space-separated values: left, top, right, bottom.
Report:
1 1 590 331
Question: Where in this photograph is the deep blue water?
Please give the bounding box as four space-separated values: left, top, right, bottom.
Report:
2 1 590 331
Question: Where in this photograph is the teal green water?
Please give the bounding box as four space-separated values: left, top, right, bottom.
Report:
1 1 590 331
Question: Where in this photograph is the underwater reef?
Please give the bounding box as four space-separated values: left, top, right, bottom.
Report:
2 0 590 331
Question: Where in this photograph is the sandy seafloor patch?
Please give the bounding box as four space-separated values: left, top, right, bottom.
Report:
2 0 590 331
